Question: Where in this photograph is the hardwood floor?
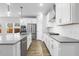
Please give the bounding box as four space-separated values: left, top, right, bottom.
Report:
27 40 50 56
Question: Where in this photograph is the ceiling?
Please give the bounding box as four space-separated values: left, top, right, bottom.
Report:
0 3 53 17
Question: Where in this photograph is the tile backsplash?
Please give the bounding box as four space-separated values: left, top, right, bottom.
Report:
49 24 79 40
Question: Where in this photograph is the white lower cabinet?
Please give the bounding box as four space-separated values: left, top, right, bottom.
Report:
50 39 79 56
44 34 79 56
13 42 21 56
44 34 56 55
0 42 21 56
59 43 79 56
50 39 60 56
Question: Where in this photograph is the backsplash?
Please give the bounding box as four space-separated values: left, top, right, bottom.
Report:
49 24 79 40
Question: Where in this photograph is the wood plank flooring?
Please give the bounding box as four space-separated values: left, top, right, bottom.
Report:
27 40 50 56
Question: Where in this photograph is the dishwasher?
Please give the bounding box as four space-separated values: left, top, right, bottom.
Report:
21 37 27 56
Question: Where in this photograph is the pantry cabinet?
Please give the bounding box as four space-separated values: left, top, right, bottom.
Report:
56 3 79 25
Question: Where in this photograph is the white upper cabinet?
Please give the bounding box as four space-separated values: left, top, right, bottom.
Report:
56 3 79 25
46 10 56 27
56 3 62 25
46 12 53 27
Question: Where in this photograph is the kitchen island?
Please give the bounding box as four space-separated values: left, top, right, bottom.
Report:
0 33 27 56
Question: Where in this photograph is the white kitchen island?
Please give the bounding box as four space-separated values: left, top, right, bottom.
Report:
0 33 27 56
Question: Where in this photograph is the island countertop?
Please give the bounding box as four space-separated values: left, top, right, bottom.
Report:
0 33 27 45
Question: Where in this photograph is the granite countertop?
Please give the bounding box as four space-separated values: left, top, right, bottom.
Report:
0 33 27 45
50 35 79 43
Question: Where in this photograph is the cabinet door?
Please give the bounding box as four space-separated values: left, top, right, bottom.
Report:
56 3 62 25
44 34 51 52
50 39 60 56
71 3 79 23
56 3 71 25
61 3 71 24
59 43 79 56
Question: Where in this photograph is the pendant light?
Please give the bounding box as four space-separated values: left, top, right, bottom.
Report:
20 6 23 18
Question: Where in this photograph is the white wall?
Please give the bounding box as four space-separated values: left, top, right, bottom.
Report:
36 13 48 41
20 18 37 25
49 24 79 40
37 14 43 40
0 17 20 24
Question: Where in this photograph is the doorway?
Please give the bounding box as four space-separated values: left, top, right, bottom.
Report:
27 23 37 40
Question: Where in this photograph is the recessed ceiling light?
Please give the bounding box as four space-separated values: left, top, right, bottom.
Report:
40 3 43 7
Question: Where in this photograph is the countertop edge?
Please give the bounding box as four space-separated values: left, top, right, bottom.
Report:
49 35 79 43
0 35 27 45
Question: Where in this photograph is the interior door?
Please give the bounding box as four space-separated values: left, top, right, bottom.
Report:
31 24 37 40
27 23 37 40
